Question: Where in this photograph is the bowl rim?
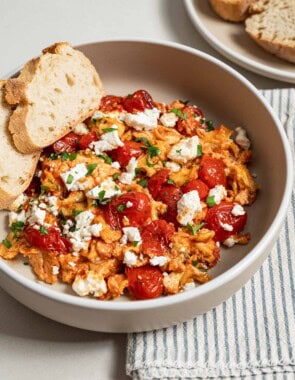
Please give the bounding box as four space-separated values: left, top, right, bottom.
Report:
0 38 293 311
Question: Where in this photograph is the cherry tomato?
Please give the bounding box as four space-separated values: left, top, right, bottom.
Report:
123 90 154 113
205 202 247 242
142 220 175 256
25 176 41 197
126 265 164 300
148 169 169 199
199 156 226 188
181 179 209 200
52 132 80 153
176 105 205 136
24 226 72 253
104 192 152 229
99 95 123 112
108 141 143 167
157 184 183 225
79 131 98 150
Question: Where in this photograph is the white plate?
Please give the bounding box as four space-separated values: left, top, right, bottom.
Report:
184 0 295 83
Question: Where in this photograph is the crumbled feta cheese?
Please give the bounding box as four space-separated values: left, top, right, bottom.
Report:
68 262 76 268
168 136 200 163
235 127 251 150
86 177 121 199
63 219 74 235
208 185 227 205
123 251 138 267
73 122 89 135
220 221 234 231
111 161 121 169
165 161 181 172
119 157 137 184
75 211 94 229
126 201 133 208
60 163 88 191
36 170 42 177
52 266 59 275
231 204 246 216
27 205 46 225
150 256 168 266
183 282 196 291
89 130 123 155
92 111 125 122
177 190 202 225
88 223 102 237
9 210 26 226
124 108 160 131
120 227 142 245
160 112 178 127
38 202 47 210
72 271 107 297
223 237 236 247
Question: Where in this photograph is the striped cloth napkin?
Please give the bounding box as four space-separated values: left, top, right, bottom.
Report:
126 89 295 380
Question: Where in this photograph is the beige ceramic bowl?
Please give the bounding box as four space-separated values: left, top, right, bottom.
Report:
0 40 293 332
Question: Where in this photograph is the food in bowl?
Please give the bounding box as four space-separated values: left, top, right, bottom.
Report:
0 88 258 300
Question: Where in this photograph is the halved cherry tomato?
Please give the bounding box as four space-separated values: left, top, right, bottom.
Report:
24 226 72 253
205 202 247 242
123 90 154 113
157 184 183 225
79 131 98 150
25 176 41 197
108 141 143 167
104 192 151 229
142 220 175 256
181 179 209 200
99 95 123 112
176 105 204 136
52 132 80 153
148 169 169 199
126 265 164 300
199 156 226 188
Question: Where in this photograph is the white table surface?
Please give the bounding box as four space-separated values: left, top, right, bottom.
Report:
0 1 291 379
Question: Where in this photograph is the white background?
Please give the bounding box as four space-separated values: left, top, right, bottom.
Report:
0 1 289 379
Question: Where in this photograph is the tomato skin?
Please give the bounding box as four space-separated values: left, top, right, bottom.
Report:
148 169 170 199
181 179 209 200
25 176 41 197
176 105 205 136
108 141 142 167
24 226 72 253
126 265 164 300
104 192 152 229
157 184 183 225
79 131 98 150
123 90 154 113
142 220 175 256
205 202 247 242
199 156 226 188
52 132 80 153
99 95 123 112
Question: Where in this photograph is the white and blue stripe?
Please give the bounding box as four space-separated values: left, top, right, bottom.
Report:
127 89 295 379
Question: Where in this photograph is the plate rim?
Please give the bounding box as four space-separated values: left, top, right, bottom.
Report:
184 0 295 84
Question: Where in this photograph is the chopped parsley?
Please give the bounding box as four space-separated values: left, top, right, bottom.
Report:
206 195 216 207
186 222 205 235
138 178 148 188
61 152 70 162
205 119 214 132
86 163 98 176
50 152 77 161
23 262 29 266
176 149 182 155
98 154 112 164
2 239 12 249
72 209 82 216
117 204 126 212
69 152 77 161
66 174 74 184
135 168 142 177
102 127 118 133
196 144 202 157
167 179 175 185
40 185 49 195
10 221 24 234
49 152 60 160
133 241 140 247
113 173 119 180
135 137 160 167
192 260 199 267
169 108 187 120
40 226 48 235
95 190 111 206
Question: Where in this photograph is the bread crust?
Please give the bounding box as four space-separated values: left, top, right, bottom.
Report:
209 0 255 22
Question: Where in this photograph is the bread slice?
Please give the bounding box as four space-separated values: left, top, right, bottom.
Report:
5 42 104 154
0 81 40 210
245 0 295 63
209 0 256 22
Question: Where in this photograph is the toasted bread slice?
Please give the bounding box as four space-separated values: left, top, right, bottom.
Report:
0 81 40 210
209 0 256 22
5 42 104 153
245 0 295 63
